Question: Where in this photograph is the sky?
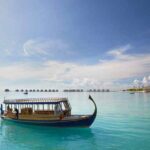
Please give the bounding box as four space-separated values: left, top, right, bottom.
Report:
0 0 150 90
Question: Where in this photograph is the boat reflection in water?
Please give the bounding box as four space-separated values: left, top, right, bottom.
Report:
0 119 98 150
0 95 97 127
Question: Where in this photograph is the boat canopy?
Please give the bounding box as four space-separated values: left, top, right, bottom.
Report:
4 97 68 105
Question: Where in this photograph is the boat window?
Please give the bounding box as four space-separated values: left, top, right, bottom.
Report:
38 104 43 110
54 104 61 111
61 102 66 110
50 104 52 110
44 105 48 110
63 101 71 110
54 103 62 115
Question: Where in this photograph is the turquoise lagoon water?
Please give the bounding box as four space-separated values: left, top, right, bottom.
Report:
0 92 150 150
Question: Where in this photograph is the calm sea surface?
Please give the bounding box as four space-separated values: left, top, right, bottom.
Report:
0 92 150 150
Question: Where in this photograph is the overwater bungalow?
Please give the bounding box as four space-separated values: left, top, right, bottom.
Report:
88 89 93 92
5 89 10 92
70 89 76 92
93 89 97 92
63 89 68 92
106 89 110 92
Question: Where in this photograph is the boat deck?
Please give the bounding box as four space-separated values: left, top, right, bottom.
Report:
4 113 90 121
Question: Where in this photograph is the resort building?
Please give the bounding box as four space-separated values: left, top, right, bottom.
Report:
144 86 150 92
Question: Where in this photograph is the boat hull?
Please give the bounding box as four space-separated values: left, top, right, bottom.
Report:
1 114 96 127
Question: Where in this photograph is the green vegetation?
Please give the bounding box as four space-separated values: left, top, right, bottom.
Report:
126 88 144 91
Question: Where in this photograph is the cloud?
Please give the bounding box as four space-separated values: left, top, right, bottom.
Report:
23 39 47 56
133 75 150 87
142 76 150 86
23 39 72 57
0 44 150 90
0 50 150 89
107 44 132 59
133 79 141 87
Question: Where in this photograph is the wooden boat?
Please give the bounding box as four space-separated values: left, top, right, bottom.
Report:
0 95 97 127
130 92 135 94
24 91 28 95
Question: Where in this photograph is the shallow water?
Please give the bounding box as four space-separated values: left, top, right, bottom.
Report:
0 92 150 150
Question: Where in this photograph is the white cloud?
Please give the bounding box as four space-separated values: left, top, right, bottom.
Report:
23 39 72 57
0 44 150 90
133 79 142 87
132 76 150 88
107 44 132 59
142 77 148 84
142 76 150 86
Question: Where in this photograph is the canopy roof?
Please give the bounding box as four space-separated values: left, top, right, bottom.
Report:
4 97 68 105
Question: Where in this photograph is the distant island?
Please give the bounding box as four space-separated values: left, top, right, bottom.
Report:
123 86 150 93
